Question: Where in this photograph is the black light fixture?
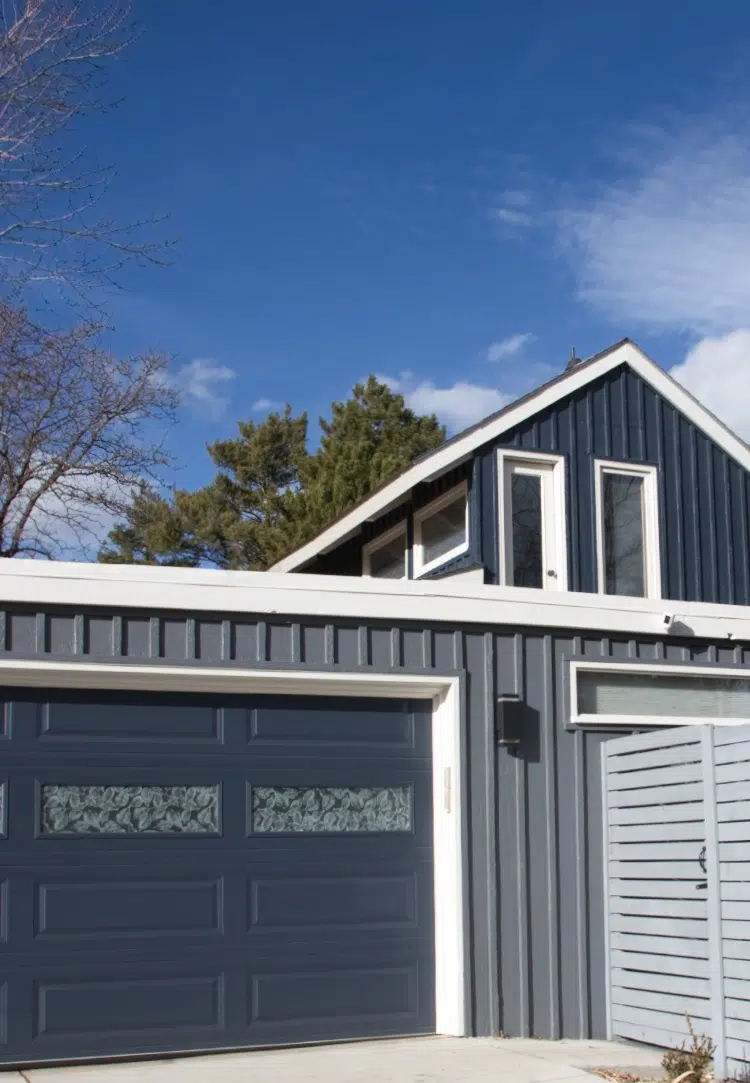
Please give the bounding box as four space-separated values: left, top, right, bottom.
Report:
495 693 525 746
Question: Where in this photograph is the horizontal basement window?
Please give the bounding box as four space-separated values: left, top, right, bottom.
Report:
571 663 750 727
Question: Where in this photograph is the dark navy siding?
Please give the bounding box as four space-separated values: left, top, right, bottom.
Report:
3 602 750 1041
491 364 750 602
315 363 750 604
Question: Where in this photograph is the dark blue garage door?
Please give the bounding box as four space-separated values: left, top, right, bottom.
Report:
0 689 434 1066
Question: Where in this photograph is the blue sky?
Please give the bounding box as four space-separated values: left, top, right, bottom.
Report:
87 0 750 491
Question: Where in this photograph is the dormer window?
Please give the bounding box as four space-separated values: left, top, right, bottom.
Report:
413 484 469 577
362 522 407 579
497 450 567 590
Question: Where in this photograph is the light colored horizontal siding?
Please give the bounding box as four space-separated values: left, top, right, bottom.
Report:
611 897 706 919
611 968 708 998
612 987 709 1017
716 780 750 802
610 821 705 843
608 763 703 791
714 738 750 763
722 901 750 920
610 841 709 861
611 1004 709 1032
718 820 750 841
725 1017 750 1041
610 950 708 978
609 914 707 938
610 802 703 826
724 938 750 961
717 799 750 823
611 878 707 899
605 729 704 757
610 859 704 879
725 979 750 1001
715 760 750 785
607 744 703 774
611 931 708 958
615 1020 704 1050
609 782 704 807
720 861 749 880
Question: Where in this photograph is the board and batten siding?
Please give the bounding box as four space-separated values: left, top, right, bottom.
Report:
313 362 750 607
480 364 750 603
2 603 750 1041
605 725 750 1078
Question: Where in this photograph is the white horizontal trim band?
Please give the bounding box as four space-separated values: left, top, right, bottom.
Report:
2 559 750 639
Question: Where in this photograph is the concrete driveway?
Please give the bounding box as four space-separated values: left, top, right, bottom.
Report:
6 1037 664 1083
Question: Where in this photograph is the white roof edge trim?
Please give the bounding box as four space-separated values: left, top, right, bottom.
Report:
271 341 750 572
3 558 750 641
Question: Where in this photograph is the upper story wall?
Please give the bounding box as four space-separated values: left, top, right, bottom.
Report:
307 363 750 606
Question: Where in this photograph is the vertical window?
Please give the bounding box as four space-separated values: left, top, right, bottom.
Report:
510 473 543 587
595 462 660 599
498 452 567 591
413 484 469 576
362 522 407 579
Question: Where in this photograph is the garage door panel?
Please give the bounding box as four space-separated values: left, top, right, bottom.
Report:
3 944 433 1061
0 692 435 1063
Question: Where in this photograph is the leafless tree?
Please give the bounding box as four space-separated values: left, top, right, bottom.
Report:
0 303 178 557
0 0 170 300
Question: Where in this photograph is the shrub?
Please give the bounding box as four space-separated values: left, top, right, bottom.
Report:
661 1016 715 1083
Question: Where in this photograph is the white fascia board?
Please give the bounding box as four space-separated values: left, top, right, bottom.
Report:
4 558 750 641
270 341 750 573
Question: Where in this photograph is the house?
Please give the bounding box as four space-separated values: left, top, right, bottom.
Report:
1 338 750 1067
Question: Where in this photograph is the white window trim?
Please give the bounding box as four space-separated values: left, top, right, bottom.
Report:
362 520 408 579
0 658 467 1037
595 459 661 600
413 482 469 578
570 659 750 728
497 449 568 591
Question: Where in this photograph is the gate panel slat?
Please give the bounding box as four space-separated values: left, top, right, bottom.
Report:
611 879 708 899
608 783 704 808
610 898 706 919
612 987 709 1016
611 951 708 978
611 968 709 998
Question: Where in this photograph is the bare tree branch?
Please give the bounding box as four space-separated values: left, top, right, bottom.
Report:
0 0 172 301
0 301 178 557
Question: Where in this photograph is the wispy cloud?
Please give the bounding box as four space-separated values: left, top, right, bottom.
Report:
490 205 533 227
485 332 535 362
172 358 236 420
556 119 750 334
382 372 512 432
670 329 750 441
251 397 283 413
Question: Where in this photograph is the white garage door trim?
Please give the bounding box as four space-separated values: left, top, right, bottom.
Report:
0 659 467 1038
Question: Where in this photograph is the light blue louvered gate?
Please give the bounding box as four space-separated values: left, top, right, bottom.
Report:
603 725 750 1078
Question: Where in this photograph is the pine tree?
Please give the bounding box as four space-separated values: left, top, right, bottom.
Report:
99 378 445 570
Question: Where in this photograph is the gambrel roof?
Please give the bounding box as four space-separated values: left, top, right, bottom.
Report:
271 339 750 572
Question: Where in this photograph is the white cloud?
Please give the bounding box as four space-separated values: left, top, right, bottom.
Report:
173 358 236 419
251 398 283 413
485 332 535 362
490 205 533 227
557 122 750 334
383 372 512 432
669 329 750 440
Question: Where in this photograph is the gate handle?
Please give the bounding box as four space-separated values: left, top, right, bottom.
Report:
698 845 707 874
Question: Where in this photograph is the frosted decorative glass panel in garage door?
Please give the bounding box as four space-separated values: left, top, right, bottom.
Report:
603 725 750 1079
0 688 435 1067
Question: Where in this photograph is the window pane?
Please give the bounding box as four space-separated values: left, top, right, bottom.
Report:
41 785 220 835
578 671 750 719
420 495 466 566
603 473 645 596
251 785 412 834
511 473 543 588
369 533 405 579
